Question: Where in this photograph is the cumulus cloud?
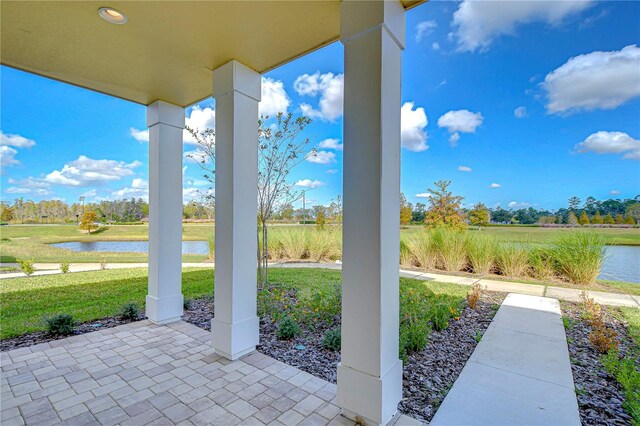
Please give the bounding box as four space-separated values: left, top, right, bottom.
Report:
610 190 621 195
326 169 338 174
44 156 142 187
318 138 343 151
543 45 640 114
490 183 502 188
1 131 36 148
184 106 216 144
416 192 432 198
294 179 325 189
575 131 640 160
4 176 52 196
129 128 149 143
415 20 437 42
0 146 19 167
452 0 592 52
514 106 527 118
437 109 484 146
306 150 336 164
259 77 290 117
432 42 441 51
401 102 429 152
458 165 472 172
508 201 531 209
112 178 149 200
295 72 344 121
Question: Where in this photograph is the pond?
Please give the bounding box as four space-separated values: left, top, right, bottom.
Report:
51 241 640 283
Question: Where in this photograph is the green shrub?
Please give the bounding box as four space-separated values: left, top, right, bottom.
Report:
400 319 430 359
496 243 530 277
17 258 36 277
60 260 70 274
184 298 192 310
45 314 75 336
433 228 467 271
322 328 341 351
550 231 605 284
602 350 640 424
119 302 140 320
276 316 301 340
466 234 496 274
299 281 341 324
430 303 453 331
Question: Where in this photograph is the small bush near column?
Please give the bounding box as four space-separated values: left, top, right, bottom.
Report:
322 328 341 351
276 316 301 340
119 302 140 321
45 314 76 336
17 258 36 277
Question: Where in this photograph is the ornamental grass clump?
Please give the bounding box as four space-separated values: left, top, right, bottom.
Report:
529 248 555 280
496 242 530 277
277 229 308 260
465 234 496 274
404 231 437 269
307 229 341 261
432 228 467 272
550 231 605 285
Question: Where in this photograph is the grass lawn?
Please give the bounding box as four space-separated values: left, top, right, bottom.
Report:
0 267 467 340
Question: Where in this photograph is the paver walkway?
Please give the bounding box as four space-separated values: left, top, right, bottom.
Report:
430 293 581 426
2 261 638 308
0 320 422 426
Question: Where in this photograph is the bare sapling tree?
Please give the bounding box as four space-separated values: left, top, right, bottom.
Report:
185 126 216 215
257 113 315 284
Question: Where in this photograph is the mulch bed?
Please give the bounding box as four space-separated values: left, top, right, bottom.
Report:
182 292 505 422
563 302 636 425
0 315 144 352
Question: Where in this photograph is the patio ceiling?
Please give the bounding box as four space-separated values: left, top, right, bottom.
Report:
0 0 423 107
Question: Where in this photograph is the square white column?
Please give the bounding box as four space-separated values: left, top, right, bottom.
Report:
338 1 406 425
146 100 185 324
211 60 261 360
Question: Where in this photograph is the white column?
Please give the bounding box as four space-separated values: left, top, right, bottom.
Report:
211 60 261 360
338 1 405 425
146 100 185 324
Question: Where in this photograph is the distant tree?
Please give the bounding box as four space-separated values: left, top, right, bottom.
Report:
327 195 342 224
79 211 99 234
316 210 326 230
604 213 615 224
592 211 604 224
400 193 413 227
568 196 581 211
625 215 636 225
279 203 295 221
424 180 467 231
468 203 490 226
627 203 640 222
579 211 590 226
568 211 579 225
615 214 625 224
538 216 557 224
491 207 512 224
583 196 599 215
0 204 14 223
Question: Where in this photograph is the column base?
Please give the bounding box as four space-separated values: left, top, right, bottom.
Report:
337 360 403 426
145 294 184 324
211 316 259 360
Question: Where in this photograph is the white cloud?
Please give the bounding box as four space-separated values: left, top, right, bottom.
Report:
326 169 338 174
259 77 290 117
575 131 640 160
5 187 31 194
401 102 429 152
610 190 621 195
44 156 142 187
437 109 484 146
0 146 19 167
415 20 437 42
508 201 531 209
490 183 502 188
306 150 336 164
295 72 344 122
543 45 640 114
318 138 343 151
452 0 592 52
294 179 325 189
184 106 216 144
112 178 149 200
81 189 97 198
1 132 36 148
129 128 149 143
514 106 527 118
432 42 441 51
458 165 472 172
416 192 432 198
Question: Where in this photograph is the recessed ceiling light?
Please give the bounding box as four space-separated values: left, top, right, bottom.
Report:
98 7 127 24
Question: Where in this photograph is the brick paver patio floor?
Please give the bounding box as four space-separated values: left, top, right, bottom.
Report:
1 320 422 425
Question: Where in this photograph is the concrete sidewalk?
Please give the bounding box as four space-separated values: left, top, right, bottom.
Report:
2 261 638 308
431 293 581 426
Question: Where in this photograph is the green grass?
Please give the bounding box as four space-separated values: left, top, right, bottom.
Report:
0 267 468 340
620 307 640 346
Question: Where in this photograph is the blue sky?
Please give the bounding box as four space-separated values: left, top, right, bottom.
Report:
2 0 639 211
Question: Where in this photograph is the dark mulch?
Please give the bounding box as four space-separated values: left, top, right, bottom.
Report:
563 302 636 425
182 292 505 423
0 315 144 352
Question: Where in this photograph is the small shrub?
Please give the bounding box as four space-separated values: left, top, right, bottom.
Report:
60 260 70 274
45 314 75 336
579 291 603 325
602 350 640 424
323 328 341 351
17 258 36 277
430 303 452 332
184 298 192 310
589 324 618 354
466 283 483 310
119 303 140 321
276 316 301 340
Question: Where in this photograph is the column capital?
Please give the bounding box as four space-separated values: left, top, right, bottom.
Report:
147 100 185 129
212 60 261 102
340 0 405 49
